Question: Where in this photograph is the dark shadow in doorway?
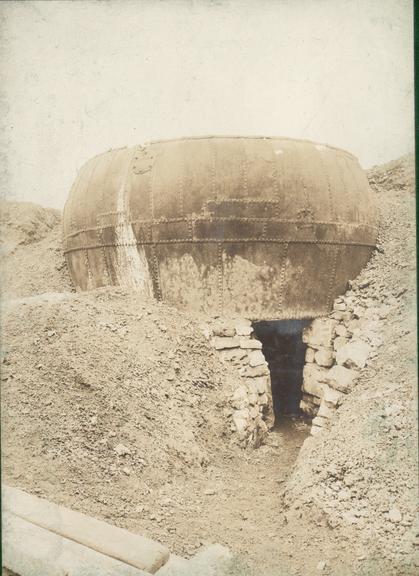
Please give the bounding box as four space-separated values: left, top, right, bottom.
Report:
252 320 311 426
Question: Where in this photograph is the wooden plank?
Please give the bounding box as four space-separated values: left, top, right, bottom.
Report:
2 485 169 574
2 511 150 576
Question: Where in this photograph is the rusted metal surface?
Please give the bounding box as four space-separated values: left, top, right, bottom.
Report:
63 136 378 319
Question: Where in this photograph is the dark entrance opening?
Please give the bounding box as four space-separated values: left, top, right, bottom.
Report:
252 320 311 426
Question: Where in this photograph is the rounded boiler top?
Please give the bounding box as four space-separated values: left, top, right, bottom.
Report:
63 136 378 319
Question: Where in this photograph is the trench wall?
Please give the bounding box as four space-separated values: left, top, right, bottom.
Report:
300 294 375 434
200 318 274 447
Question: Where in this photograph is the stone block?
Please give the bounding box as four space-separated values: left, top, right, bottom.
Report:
302 318 337 350
187 544 232 576
219 348 247 363
302 363 328 398
317 400 336 419
340 311 354 323
312 415 328 428
249 405 259 419
300 398 319 417
239 338 262 349
335 340 371 369
258 393 268 406
323 385 344 406
212 324 236 337
314 348 334 368
232 409 249 434
250 376 269 394
334 336 349 351
234 319 253 336
200 324 211 340
305 347 316 363
212 336 240 350
248 350 266 367
231 386 249 410
335 324 348 338
244 364 269 377
302 392 321 406
323 365 357 393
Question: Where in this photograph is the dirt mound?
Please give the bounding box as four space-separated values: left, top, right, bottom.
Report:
1 289 239 526
367 153 415 195
0 201 72 298
0 201 61 246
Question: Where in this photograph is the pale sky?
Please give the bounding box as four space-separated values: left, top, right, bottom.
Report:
0 0 414 209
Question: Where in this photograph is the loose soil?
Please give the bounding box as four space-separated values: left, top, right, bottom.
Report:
1 155 417 575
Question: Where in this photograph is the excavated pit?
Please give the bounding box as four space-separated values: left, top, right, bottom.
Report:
253 320 311 426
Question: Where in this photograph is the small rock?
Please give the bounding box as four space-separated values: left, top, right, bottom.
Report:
212 336 240 350
305 347 316 363
335 324 348 338
212 325 236 338
317 560 327 571
333 336 349 351
248 350 266 367
200 324 211 340
388 508 402 523
300 397 318 417
204 489 216 496
312 416 327 428
244 364 269 377
303 318 338 350
323 385 343 406
317 400 335 419
336 340 371 369
302 363 328 397
249 405 259 418
234 319 253 336
322 365 357 393
232 409 249 434
251 376 269 394
219 348 247 362
314 348 334 368
114 443 131 456
239 338 262 350
231 386 249 410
